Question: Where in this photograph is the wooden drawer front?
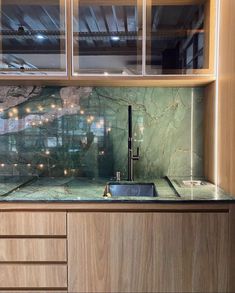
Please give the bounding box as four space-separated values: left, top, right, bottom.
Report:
0 239 67 262
0 212 66 236
0 265 67 288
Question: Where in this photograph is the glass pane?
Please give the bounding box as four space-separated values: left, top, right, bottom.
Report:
0 0 66 75
73 0 142 75
146 2 208 75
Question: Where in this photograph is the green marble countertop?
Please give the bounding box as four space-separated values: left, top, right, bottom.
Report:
0 176 234 202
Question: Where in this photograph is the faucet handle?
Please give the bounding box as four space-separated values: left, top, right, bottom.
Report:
133 147 140 160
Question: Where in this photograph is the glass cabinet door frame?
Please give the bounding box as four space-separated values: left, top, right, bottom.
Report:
71 0 216 77
71 0 144 76
144 0 216 76
0 0 68 76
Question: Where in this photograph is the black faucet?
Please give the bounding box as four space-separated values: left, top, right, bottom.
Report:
128 105 140 181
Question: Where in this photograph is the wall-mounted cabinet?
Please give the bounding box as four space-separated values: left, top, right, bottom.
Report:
0 0 67 75
0 0 216 85
146 0 215 75
72 0 143 75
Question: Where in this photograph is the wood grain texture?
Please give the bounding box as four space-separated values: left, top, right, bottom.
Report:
0 212 66 236
0 264 67 288
0 75 215 87
0 202 230 211
218 0 235 195
229 204 235 292
0 239 66 262
68 212 229 293
204 82 215 182
182 213 229 292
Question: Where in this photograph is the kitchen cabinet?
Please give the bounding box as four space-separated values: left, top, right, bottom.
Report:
72 0 143 76
68 211 229 293
0 0 67 75
0 204 233 292
0 211 67 290
146 0 216 75
0 0 216 84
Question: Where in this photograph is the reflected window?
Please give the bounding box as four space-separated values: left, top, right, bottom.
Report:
73 0 142 75
146 2 209 74
0 0 66 75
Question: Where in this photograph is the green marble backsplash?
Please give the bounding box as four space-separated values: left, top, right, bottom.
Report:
0 86 204 180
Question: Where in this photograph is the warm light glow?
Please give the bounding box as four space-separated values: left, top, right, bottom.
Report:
1 163 5 167
190 89 194 181
39 164 44 169
104 72 109 76
9 112 13 118
26 107 31 113
45 150 50 155
51 104 56 109
14 164 18 167
27 164 31 167
64 169 68 175
80 110 84 115
214 0 221 192
12 108 18 114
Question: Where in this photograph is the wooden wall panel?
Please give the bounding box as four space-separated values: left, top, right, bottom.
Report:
218 0 235 195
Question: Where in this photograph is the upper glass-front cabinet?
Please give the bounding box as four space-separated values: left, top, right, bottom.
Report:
146 0 214 75
0 0 66 75
73 0 215 76
72 0 143 75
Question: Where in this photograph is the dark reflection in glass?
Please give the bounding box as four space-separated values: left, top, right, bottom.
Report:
0 0 66 74
146 4 207 75
0 86 204 180
73 0 142 75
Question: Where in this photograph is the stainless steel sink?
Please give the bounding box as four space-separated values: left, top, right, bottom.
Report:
104 182 158 197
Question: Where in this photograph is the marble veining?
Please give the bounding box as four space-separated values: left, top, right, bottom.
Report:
0 86 204 180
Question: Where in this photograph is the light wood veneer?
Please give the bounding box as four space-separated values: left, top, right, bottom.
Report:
68 212 229 293
0 239 67 262
0 212 66 236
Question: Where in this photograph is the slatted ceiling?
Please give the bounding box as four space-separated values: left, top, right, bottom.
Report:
115 6 126 32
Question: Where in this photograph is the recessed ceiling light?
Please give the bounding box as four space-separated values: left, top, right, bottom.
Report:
36 35 45 40
111 36 120 41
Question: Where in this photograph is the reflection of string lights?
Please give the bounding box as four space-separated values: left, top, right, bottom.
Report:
87 118 91 123
1 163 5 167
9 112 13 118
45 150 50 155
26 107 31 113
51 104 56 109
80 110 84 115
90 116 94 121
38 105 44 112
12 108 18 114
39 164 44 169
64 169 68 175
107 128 111 132
14 164 18 167
27 164 31 167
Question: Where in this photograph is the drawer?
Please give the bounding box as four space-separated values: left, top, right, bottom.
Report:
0 239 67 262
0 264 67 288
0 212 66 236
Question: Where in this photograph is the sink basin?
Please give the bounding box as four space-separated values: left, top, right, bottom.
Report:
104 182 158 197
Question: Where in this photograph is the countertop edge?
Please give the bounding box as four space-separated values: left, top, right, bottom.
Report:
0 201 234 211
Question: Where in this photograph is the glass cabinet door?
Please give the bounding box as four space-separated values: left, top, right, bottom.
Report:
0 0 66 75
146 0 214 75
73 0 142 76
